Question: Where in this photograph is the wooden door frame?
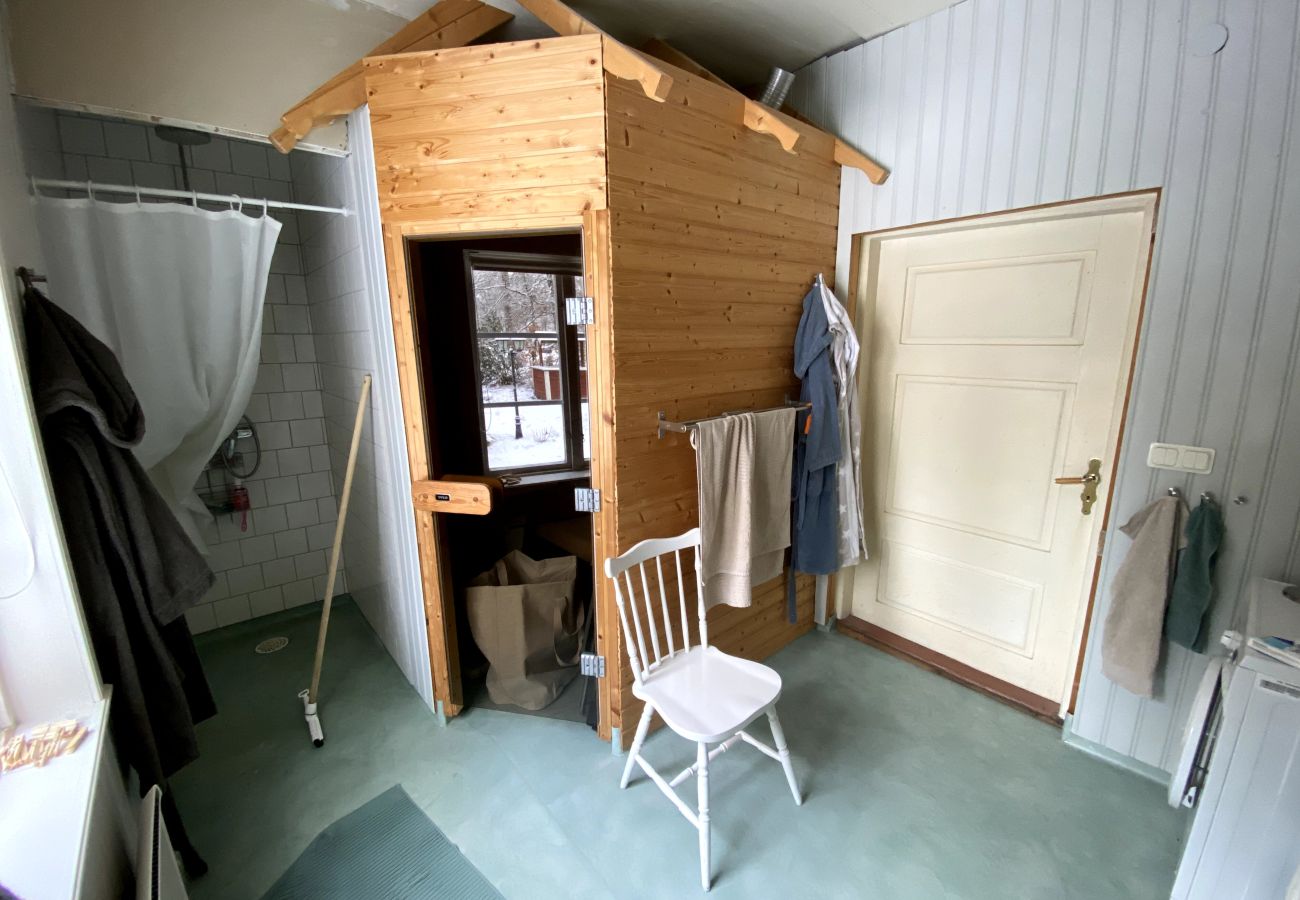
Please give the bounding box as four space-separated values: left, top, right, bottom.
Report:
380 211 620 742
838 189 1161 717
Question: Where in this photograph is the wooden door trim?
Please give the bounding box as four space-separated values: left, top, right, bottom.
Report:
582 208 620 744
847 189 1161 714
838 616 1061 723
382 223 461 715
852 187 1163 242
1067 191 1161 713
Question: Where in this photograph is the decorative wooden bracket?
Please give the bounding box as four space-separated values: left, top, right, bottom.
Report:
833 139 889 185
638 39 801 152
742 102 801 153
270 0 513 152
638 38 889 182
513 0 672 103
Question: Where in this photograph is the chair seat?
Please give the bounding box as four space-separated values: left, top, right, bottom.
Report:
632 645 783 743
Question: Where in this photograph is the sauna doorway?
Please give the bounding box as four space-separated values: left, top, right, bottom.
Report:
406 230 601 729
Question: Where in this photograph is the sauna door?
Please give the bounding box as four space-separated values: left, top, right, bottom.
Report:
393 220 614 734
852 193 1156 711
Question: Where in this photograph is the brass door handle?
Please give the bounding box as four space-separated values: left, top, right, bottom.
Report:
1055 458 1103 515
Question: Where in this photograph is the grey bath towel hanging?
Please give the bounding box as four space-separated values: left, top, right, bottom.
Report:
694 408 797 609
1102 495 1188 697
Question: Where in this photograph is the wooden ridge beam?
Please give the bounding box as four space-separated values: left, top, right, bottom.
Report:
270 0 513 152
639 37 889 182
514 0 671 102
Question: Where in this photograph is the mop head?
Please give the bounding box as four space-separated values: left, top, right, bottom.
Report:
299 689 324 748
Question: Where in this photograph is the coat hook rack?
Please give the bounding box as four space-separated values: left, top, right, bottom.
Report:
15 266 46 292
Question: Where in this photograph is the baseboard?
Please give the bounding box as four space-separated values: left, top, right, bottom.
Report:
1061 714 1171 786
838 616 1061 724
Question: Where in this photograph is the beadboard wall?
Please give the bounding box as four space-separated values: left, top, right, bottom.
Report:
290 109 433 710
793 0 1300 775
16 104 346 632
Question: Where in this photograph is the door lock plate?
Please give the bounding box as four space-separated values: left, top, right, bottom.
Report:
1055 458 1103 515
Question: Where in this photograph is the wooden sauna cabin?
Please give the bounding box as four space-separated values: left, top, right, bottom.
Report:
272 1 886 748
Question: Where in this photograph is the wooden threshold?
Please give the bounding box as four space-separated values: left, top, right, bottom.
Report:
837 616 1062 725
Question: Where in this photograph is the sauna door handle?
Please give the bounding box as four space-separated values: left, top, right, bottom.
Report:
411 478 497 515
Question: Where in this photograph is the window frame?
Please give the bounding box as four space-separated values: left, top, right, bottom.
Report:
463 249 587 476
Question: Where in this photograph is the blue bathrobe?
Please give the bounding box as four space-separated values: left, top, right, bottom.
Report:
788 286 841 620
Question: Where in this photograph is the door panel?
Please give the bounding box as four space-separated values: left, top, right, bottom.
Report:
854 196 1156 706
886 375 1073 548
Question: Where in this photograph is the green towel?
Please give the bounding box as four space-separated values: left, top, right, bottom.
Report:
1164 498 1223 652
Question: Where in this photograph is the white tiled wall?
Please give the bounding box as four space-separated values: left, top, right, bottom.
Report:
17 103 346 633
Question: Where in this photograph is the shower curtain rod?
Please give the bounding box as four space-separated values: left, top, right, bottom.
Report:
31 178 350 216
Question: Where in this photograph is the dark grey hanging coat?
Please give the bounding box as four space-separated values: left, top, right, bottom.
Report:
23 287 216 791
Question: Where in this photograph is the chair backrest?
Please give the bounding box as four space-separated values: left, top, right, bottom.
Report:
604 527 706 686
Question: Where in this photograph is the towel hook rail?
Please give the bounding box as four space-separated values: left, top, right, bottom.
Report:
657 401 811 439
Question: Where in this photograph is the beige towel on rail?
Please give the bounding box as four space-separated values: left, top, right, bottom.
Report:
1102 495 1188 697
694 408 796 609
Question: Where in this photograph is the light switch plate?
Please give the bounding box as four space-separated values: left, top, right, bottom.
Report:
1147 442 1216 475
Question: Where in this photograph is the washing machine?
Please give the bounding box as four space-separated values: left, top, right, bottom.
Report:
1169 577 1300 899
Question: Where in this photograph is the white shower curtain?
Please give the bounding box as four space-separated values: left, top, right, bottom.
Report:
35 196 281 549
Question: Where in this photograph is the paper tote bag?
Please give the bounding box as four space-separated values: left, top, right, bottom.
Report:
466 551 585 710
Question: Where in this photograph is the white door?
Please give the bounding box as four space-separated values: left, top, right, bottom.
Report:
850 194 1156 708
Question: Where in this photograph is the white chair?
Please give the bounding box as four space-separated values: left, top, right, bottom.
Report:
604 527 802 891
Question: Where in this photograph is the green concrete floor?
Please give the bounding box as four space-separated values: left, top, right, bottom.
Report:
175 599 1186 899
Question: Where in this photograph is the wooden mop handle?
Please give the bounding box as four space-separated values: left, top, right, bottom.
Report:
308 374 372 704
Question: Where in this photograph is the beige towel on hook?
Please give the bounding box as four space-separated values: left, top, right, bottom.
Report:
694 408 796 609
1102 495 1189 697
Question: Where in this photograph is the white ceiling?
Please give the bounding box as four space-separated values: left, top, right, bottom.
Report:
364 0 960 85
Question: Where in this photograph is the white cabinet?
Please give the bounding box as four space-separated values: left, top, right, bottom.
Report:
1173 660 1300 898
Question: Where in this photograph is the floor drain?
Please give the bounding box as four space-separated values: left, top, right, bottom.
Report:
255 636 290 654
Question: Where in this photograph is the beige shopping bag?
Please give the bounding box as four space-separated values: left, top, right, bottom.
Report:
466 551 585 710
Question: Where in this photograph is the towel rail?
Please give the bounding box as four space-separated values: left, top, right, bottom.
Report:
656 402 810 439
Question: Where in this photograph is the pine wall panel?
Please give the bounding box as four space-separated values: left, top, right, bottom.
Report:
794 0 1300 775
364 35 608 226
604 69 842 738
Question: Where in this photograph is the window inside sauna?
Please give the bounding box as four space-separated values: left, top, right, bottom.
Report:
466 251 589 475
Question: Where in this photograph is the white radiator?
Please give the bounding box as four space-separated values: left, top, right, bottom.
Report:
135 787 188 900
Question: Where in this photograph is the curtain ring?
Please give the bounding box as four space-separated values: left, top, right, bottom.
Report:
135 185 143 206
85 179 95 201
261 198 269 218
191 188 199 208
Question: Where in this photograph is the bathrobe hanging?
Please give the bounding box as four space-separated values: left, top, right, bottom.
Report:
817 278 867 566
24 286 215 873
789 284 841 621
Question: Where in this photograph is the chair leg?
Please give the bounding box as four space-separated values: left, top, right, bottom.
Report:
767 708 802 806
621 703 654 789
697 741 711 891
